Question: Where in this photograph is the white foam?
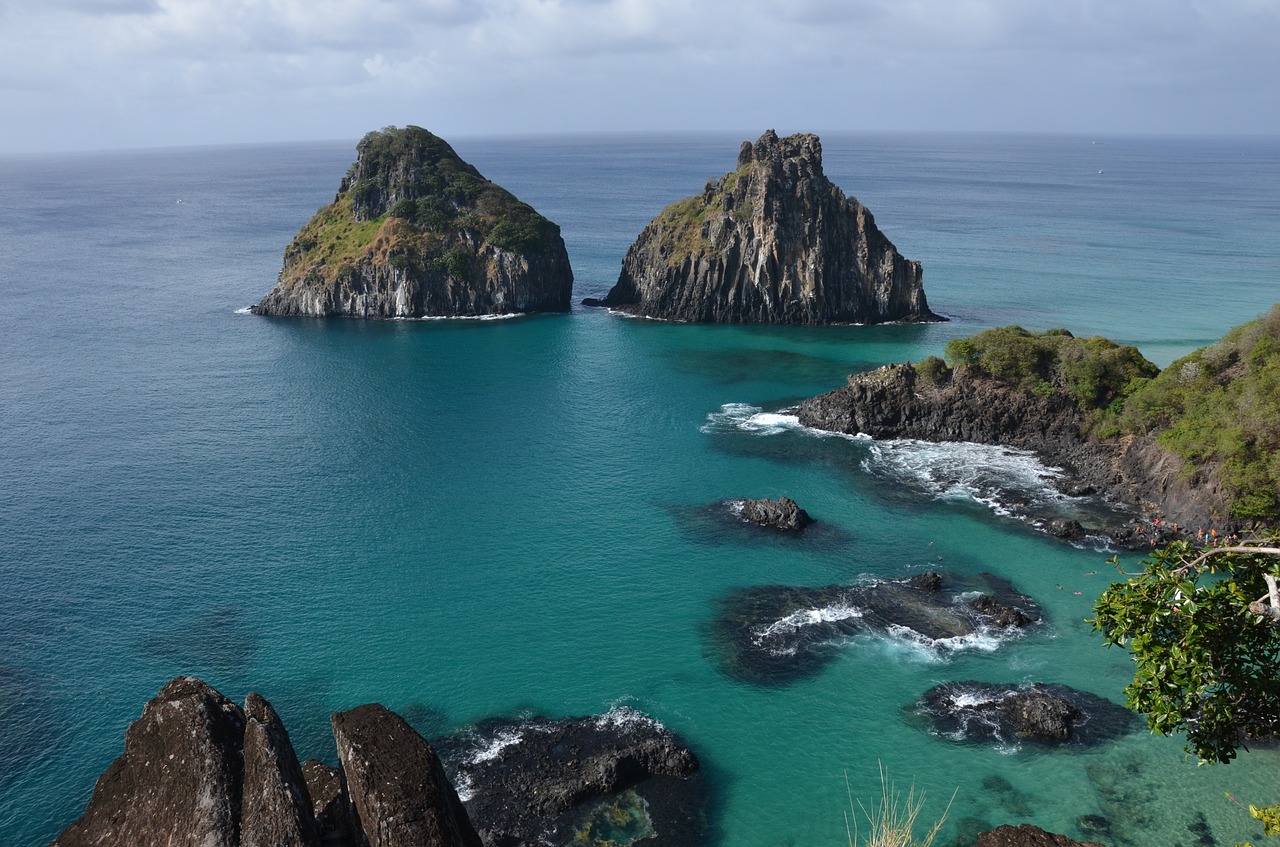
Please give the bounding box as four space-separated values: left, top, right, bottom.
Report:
753 603 864 643
594 705 664 732
466 726 527 764
234 306 253 315
861 438 1082 519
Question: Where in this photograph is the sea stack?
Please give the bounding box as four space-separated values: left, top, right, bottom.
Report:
596 130 940 324
252 125 573 318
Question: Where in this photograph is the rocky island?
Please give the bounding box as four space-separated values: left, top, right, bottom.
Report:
798 308 1280 538
591 130 941 324
252 126 573 318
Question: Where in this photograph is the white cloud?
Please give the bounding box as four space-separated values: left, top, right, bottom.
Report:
0 0 1277 152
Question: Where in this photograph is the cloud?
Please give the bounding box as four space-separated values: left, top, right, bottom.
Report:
0 0 1277 152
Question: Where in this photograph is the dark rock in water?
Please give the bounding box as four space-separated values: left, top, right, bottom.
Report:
1046 518 1085 540
600 130 940 324
241 693 320 847
969 594 1032 629
711 572 1041 685
917 682 1136 746
735 496 814 531
302 759 357 845
332 704 482 847
581 297 608 307
253 125 573 319
52 677 249 847
975 824 1105 847
434 709 703 847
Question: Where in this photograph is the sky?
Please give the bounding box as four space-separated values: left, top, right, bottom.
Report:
1 0 1278 154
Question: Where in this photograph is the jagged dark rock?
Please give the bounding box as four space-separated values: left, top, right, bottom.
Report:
795 362 1225 544
434 710 704 847
599 130 941 324
916 682 1136 746
301 759 357 845
711 572 1040 685
734 496 814 531
975 824 1105 847
253 126 573 318
52 677 250 847
331 704 482 847
241 693 320 847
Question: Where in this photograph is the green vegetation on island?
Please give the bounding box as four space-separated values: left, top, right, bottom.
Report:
921 306 1280 522
279 125 561 289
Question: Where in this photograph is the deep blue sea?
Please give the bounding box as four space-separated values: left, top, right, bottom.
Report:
2 133 1279 847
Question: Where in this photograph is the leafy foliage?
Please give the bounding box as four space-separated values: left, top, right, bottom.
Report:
1092 536 1280 763
914 355 951 384
942 325 1157 410
1118 305 1280 521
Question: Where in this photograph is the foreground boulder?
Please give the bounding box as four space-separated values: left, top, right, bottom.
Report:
332 705 481 847
734 496 814 531
241 693 320 847
53 677 249 847
253 125 573 318
595 130 940 324
434 709 704 847
52 678 483 847
916 682 1136 746
976 824 1105 847
711 571 1041 685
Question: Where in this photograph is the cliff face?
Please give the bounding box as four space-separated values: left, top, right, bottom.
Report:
796 363 1229 533
253 126 573 318
599 130 940 324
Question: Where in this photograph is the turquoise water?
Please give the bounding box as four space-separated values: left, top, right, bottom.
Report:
2 134 1279 846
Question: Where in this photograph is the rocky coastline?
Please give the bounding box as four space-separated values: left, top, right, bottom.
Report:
592 130 942 324
795 361 1226 545
51 678 705 847
50 676 1120 847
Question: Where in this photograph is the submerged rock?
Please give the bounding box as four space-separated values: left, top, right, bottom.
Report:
734 496 814 531
434 709 704 847
711 572 1041 685
916 682 1136 746
253 126 573 318
599 130 940 324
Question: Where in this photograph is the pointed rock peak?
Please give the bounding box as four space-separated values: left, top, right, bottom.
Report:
737 129 823 172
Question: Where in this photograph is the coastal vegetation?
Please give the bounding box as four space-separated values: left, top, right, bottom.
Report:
932 306 1280 522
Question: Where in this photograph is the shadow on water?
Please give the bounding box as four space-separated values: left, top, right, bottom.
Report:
661 346 877 388
139 608 260 679
0 666 60 791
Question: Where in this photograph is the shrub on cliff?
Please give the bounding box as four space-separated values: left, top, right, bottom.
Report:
1118 305 1280 521
942 326 1157 412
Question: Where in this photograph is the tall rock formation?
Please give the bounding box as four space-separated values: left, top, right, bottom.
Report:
253 126 573 318
597 130 940 324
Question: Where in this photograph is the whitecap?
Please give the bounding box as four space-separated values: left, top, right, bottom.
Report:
234 306 253 315
465 725 528 765
593 705 664 733
752 603 864 643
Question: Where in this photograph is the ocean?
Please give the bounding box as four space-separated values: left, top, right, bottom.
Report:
1 132 1279 847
